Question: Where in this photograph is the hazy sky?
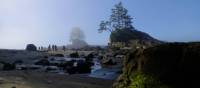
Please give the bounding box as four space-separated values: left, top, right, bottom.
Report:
0 0 200 49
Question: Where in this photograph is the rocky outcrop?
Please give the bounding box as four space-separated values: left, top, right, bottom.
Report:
113 42 200 88
110 29 162 45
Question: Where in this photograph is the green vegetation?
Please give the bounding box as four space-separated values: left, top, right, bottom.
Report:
98 2 133 33
99 2 160 47
129 72 168 88
113 42 200 88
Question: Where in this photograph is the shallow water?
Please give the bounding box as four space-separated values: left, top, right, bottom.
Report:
50 57 120 80
89 68 120 80
89 58 120 80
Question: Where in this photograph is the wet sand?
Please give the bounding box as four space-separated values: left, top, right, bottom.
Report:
0 71 114 88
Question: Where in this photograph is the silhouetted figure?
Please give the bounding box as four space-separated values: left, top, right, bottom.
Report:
62 46 66 51
55 45 58 51
48 45 51 51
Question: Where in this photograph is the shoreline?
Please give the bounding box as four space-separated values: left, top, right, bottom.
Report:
0 71 115 88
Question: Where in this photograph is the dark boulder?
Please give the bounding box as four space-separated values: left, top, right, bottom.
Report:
34 59 50 66
69 52 79 58
53 54 64 57
26 44 37 51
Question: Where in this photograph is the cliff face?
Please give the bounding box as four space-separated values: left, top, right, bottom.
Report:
113 42 200 88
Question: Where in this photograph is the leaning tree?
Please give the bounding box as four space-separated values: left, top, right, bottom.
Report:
98 2 134 33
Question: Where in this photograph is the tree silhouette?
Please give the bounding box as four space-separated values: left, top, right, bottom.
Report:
98 2 134 33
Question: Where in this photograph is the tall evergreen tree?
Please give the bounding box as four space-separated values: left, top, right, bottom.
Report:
98 2 133 33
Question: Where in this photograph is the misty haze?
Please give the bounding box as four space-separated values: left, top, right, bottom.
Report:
0 0 200 88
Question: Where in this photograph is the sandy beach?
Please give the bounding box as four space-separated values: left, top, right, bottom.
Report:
0 71 114 88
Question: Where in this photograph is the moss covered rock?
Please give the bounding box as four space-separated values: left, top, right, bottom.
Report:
113 42 200 88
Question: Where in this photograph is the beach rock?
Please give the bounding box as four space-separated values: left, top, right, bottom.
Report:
26 44 37 51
